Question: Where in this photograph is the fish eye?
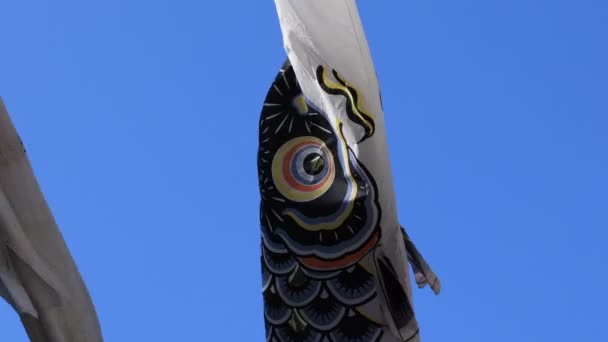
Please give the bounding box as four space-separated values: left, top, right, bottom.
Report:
272 136 335 203
303 153 325 176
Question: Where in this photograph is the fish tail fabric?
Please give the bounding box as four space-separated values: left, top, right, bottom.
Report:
258 1 440 341
0 98 103 342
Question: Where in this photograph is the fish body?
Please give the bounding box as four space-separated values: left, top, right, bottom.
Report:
258 2 440 339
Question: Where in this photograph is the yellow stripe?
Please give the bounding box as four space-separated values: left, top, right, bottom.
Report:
319 67 375 134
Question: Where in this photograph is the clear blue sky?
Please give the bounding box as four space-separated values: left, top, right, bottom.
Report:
1 1 607 341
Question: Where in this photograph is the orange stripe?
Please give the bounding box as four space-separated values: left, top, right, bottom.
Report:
299 230 379 271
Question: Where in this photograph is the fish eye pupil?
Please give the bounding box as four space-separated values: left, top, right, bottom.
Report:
303 153 325 175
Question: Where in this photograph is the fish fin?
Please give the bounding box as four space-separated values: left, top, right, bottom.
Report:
401 227 441 295
3 247 69 342
0 269 38 317
0 251 56 342
374 248 420 341
0 187 68 307
6 247 63 308
20 313 49 342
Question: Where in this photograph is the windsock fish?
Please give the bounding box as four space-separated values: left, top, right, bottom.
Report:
0 98 103 342
258 1 440 341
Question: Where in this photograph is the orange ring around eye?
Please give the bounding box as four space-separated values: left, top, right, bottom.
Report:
272 136 335 203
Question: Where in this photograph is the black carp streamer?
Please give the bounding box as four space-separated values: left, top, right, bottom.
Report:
258 60 388 341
